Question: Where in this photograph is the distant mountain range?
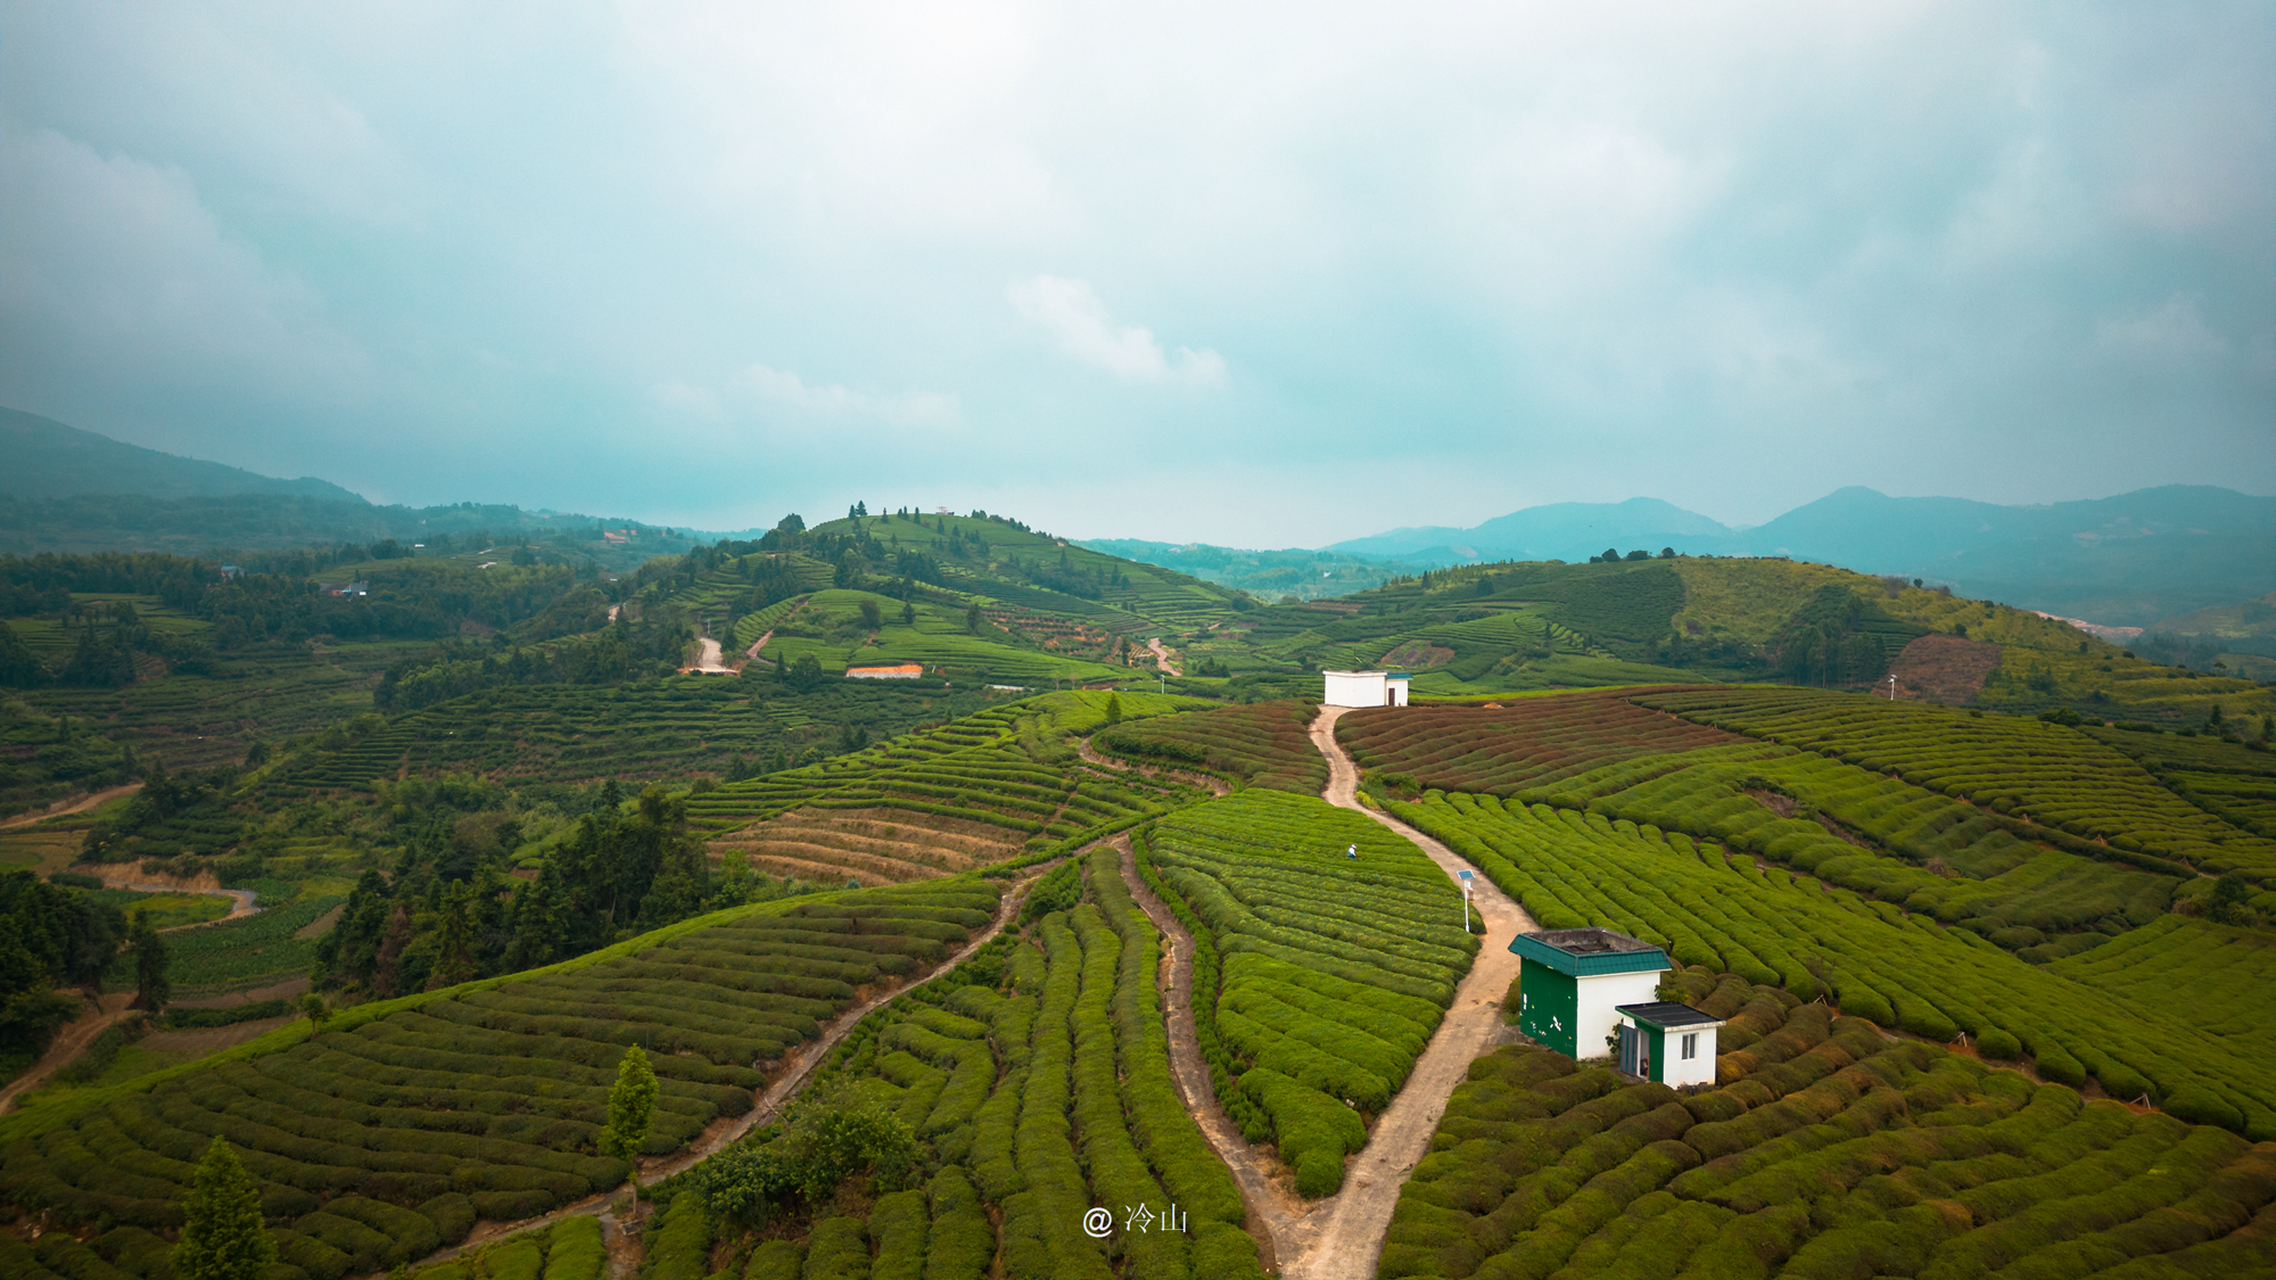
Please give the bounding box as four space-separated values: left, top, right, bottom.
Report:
0 408 368 504
3 406 2269 635
1321 486 2275 629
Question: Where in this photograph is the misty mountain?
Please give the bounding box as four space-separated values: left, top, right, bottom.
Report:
0 407 368 503
1328 496 1732 563
1324 485 2276 627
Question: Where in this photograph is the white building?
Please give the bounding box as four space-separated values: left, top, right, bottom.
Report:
1614 1001 1725 1087
1510 928 1672 1061
1322 669 1411 708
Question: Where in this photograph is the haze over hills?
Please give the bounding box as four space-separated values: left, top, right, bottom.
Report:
1311 486 2276 629
5 407 2270 636
0 408 367 504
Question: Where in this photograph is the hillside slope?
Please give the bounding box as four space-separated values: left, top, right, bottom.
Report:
0 408 366 503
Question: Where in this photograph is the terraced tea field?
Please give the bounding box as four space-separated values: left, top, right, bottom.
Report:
1091 697 1328 793
1632 686 2276 881
1339 691 1745 794
705 806 1025 885
1393 789 2276 1136
686 693 1209 867
1140 789 1480 1195
1 879 1001 1279
1384 967 2276 1279
652 845 1265 1280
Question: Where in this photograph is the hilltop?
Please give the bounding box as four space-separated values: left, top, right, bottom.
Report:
1307 485 2276 628
0 408 366 504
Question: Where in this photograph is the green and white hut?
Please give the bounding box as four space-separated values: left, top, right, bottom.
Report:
1614 1001 1725 1087
1509 928 1671 1060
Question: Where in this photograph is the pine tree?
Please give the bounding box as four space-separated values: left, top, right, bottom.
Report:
177 1139 275 1280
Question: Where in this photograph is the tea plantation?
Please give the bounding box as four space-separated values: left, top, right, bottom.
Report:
1391 789 2276 1137
1141 789 1480 1195
1090 697 1328 793
0 879 1000 1280
645 846 1265 1280
1383 967 2276 1279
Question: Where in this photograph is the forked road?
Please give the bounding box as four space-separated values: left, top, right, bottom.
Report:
1121 705 1536 1280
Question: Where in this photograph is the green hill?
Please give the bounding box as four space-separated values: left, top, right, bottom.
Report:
0 408 366 503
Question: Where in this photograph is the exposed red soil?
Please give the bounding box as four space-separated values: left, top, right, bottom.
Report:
1889 633 2003 706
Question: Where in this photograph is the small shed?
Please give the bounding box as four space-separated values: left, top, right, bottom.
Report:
1322 669 1412 708
1614 1001 1725 1087
1509 928 1671 1060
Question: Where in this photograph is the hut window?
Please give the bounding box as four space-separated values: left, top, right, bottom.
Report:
1681 1033 1698 1060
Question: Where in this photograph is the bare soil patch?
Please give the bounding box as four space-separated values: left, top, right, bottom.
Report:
707 806 1021 883
0 992 135 1115
140 1016 295 1056
1890 633 2003 705
1378 641 1456 669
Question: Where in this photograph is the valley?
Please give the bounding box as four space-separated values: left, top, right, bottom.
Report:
5 501 2276 1278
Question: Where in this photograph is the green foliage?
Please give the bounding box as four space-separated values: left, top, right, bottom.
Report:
1145 789 1476 1194
1092 699 1325 792
128 911 169 1013
177 1140 276 1280
645 1190 713 1280
603 1046 659 1166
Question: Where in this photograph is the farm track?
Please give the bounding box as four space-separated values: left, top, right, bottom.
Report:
1123 705 1539 1280
393 864 1049 1277
1292 704 1537 1280
1148 636 1180 675
1076 737 1230 796
0 782 141 830
0 993 137 1116
1114 840 1298 1275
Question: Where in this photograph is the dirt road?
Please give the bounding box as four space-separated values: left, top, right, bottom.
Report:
93 877 259 925
1147 637 1181 676
0 992 136 1115
686 637 733 675
405 866 1048 1268
0 783 141 831
1285 705 1535 1278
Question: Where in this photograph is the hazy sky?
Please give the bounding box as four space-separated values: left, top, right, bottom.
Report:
3 3 2270 545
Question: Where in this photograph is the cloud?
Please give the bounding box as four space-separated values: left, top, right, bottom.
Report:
0 122 367 422
657 363 960 430
1007 275 1226 384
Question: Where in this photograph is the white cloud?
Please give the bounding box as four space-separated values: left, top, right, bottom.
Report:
1006 275 1226 384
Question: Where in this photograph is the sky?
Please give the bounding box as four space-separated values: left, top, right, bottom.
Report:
2 2 2271 546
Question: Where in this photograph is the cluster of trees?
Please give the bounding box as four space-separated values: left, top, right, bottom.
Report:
0 869 167 1078
374 615 693 712
1768 585 1917 688
314 782 787 997
1586 547 1679 563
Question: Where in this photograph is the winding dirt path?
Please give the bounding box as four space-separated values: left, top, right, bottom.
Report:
0 993 136 1115
0 783 141 831
1290 705 1536 1279
1116 840 1298 1272
403 866 1047 1270
1147 637 1180 676
1118 706 1536 1280
99 881 260 927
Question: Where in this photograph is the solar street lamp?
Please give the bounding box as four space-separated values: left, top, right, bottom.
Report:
1458 869 1474 932
1885 674 1898 701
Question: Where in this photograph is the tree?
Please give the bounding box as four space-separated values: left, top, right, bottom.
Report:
965 602 983 635
790 654 823 692
176 1139 275 1280
603 1046 659 1191
1105 692 1123 724
299 992 331 1034
129 911 169 1012
2208 873 2254 926
1624 549 1651 561
1601 548 1620 564
1659 547 1676 559
899 600 916 626
858 599 883 630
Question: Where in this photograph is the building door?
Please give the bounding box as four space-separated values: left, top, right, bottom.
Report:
1617 1023 1643 1076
